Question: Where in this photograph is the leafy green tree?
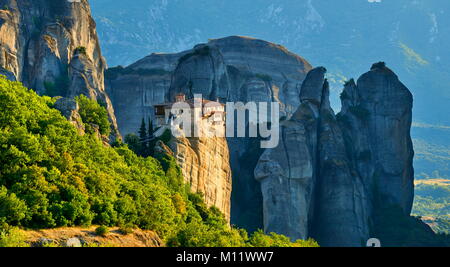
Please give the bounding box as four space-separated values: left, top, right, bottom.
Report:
124 134 141 156
75 94 111 136
138 118 149 156
0 227 26 247
95 225 109 236
0 187 28 225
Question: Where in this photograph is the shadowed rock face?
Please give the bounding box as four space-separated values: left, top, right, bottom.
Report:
312 78 370 247
106 36 312 136
0 0 119 140
106 36 312 228
255 63 414 246
254 67 326 240
255 120 315 239
339 63 415 214
105 52 183 136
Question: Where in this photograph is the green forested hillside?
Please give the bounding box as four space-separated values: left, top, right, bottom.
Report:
0 76 317 247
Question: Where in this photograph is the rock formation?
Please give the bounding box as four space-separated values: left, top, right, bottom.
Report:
338 62 415 214
255 63 414 246
53 97 85 135
152 111 232 220
0 0 119 140
254 67 326 240
168 136 232 221
106 35 415 243
312 75 370 247
106 36 312 225
106 36 312 136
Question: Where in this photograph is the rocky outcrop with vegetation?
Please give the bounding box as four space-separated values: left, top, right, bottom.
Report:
0 0 119 140
0 76 318 247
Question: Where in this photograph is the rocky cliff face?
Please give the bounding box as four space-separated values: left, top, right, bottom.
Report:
254 67 326 240
153 134 232 221
0 0 119 139
169 136 232 221
338 63 415 214
255 63 414 246
106 36 312 228
106 37 415 243
53 97 85 135
106 36 312 136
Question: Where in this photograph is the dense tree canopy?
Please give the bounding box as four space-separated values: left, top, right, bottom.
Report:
75 95 111 136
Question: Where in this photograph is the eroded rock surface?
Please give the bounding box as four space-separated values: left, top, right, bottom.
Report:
254 67 326 240
167 135 232 221
0 0 119 140
338 63 415 214
255 63 414 246
106 36 312 136
106 36 312 223
53 97 85 134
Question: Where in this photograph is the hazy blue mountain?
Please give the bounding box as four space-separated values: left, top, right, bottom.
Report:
90 0 450 212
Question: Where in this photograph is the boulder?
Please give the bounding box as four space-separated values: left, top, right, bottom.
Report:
64 237 82 248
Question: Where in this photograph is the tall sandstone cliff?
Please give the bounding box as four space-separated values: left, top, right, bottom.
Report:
0 0 119 139
255 63 414 246
168 136 232 221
